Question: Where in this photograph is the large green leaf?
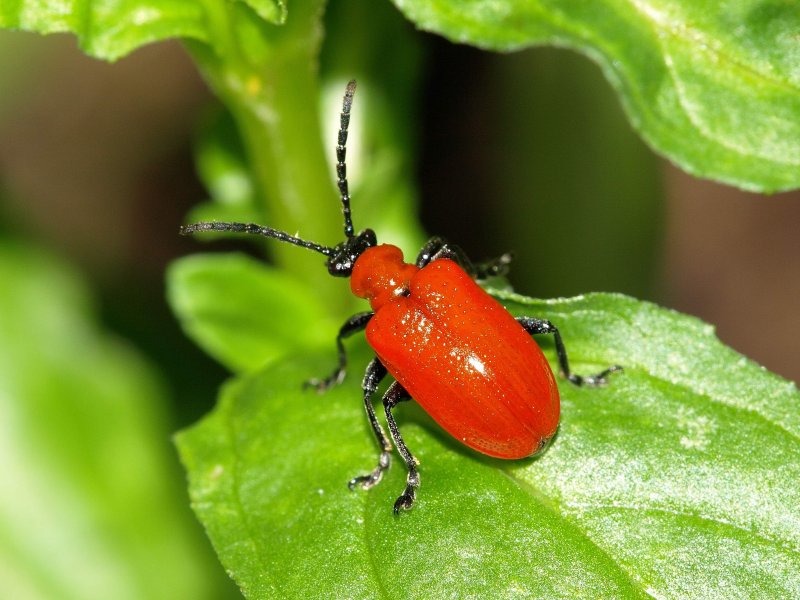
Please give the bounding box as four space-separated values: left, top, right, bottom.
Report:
176 289 800 598
391 0 800 193
0 242 232 599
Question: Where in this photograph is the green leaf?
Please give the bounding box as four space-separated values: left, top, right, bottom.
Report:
177 291 800 598
390 0 800 193
0 0 285 61
235 0 286 26
168 253 336 373
0 242 232 599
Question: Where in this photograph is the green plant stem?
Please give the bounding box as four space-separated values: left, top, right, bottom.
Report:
188 0 349 312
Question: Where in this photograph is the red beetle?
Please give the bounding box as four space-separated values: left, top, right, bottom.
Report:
182 81 620 513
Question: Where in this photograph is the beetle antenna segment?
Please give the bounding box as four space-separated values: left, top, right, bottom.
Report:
338 80 357 239
179 222 334 256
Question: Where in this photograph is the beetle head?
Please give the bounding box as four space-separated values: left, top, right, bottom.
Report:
326 228 377 277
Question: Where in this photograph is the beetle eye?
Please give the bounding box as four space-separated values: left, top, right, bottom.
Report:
325 229 377 278
326 255 352 277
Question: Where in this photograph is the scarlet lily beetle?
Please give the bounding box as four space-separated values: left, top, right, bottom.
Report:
181 80 621 513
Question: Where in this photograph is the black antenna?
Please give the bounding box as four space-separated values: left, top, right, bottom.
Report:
338 80 357 239
181 81 364 258
180 222 334 256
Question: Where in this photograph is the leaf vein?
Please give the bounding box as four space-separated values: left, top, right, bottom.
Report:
498 469 649 595
362 500 391 600
626 0 800 95
565 502 800 556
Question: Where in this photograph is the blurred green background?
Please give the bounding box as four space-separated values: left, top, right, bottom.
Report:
0 0 798 597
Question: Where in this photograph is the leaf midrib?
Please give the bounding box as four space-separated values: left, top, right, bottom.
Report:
500 469 652 596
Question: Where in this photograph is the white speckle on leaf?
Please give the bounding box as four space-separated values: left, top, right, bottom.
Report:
677 406 716 450
131 7 161 25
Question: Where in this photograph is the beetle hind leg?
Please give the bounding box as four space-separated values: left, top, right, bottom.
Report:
381 382 419 514
517 317 623 386
349 358 393 490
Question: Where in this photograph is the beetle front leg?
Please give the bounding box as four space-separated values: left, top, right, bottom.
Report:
382 382 419 514
306 311 373 392
415 236 512 280
516 317 622 386
414 236 448 268
349 358 393 490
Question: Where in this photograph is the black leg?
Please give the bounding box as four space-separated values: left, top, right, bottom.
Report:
306 311 373 392
348 358 393 491
415 236 512 279
382 382 420 514
473 252 513 279
517 317 622 386
415 236 449 268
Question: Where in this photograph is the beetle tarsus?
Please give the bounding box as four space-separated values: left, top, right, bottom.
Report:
393 487 416 514
304 369 345 393
349 450 391 491
393 469 420 514
567 365 623 387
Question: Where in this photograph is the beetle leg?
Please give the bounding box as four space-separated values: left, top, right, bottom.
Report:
349 358 393 491
473 252 513 279
415 236 448 267
419 240 476 274
382 382 420 514
305 311 373 392
516 317 623 386
415 236 512 279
